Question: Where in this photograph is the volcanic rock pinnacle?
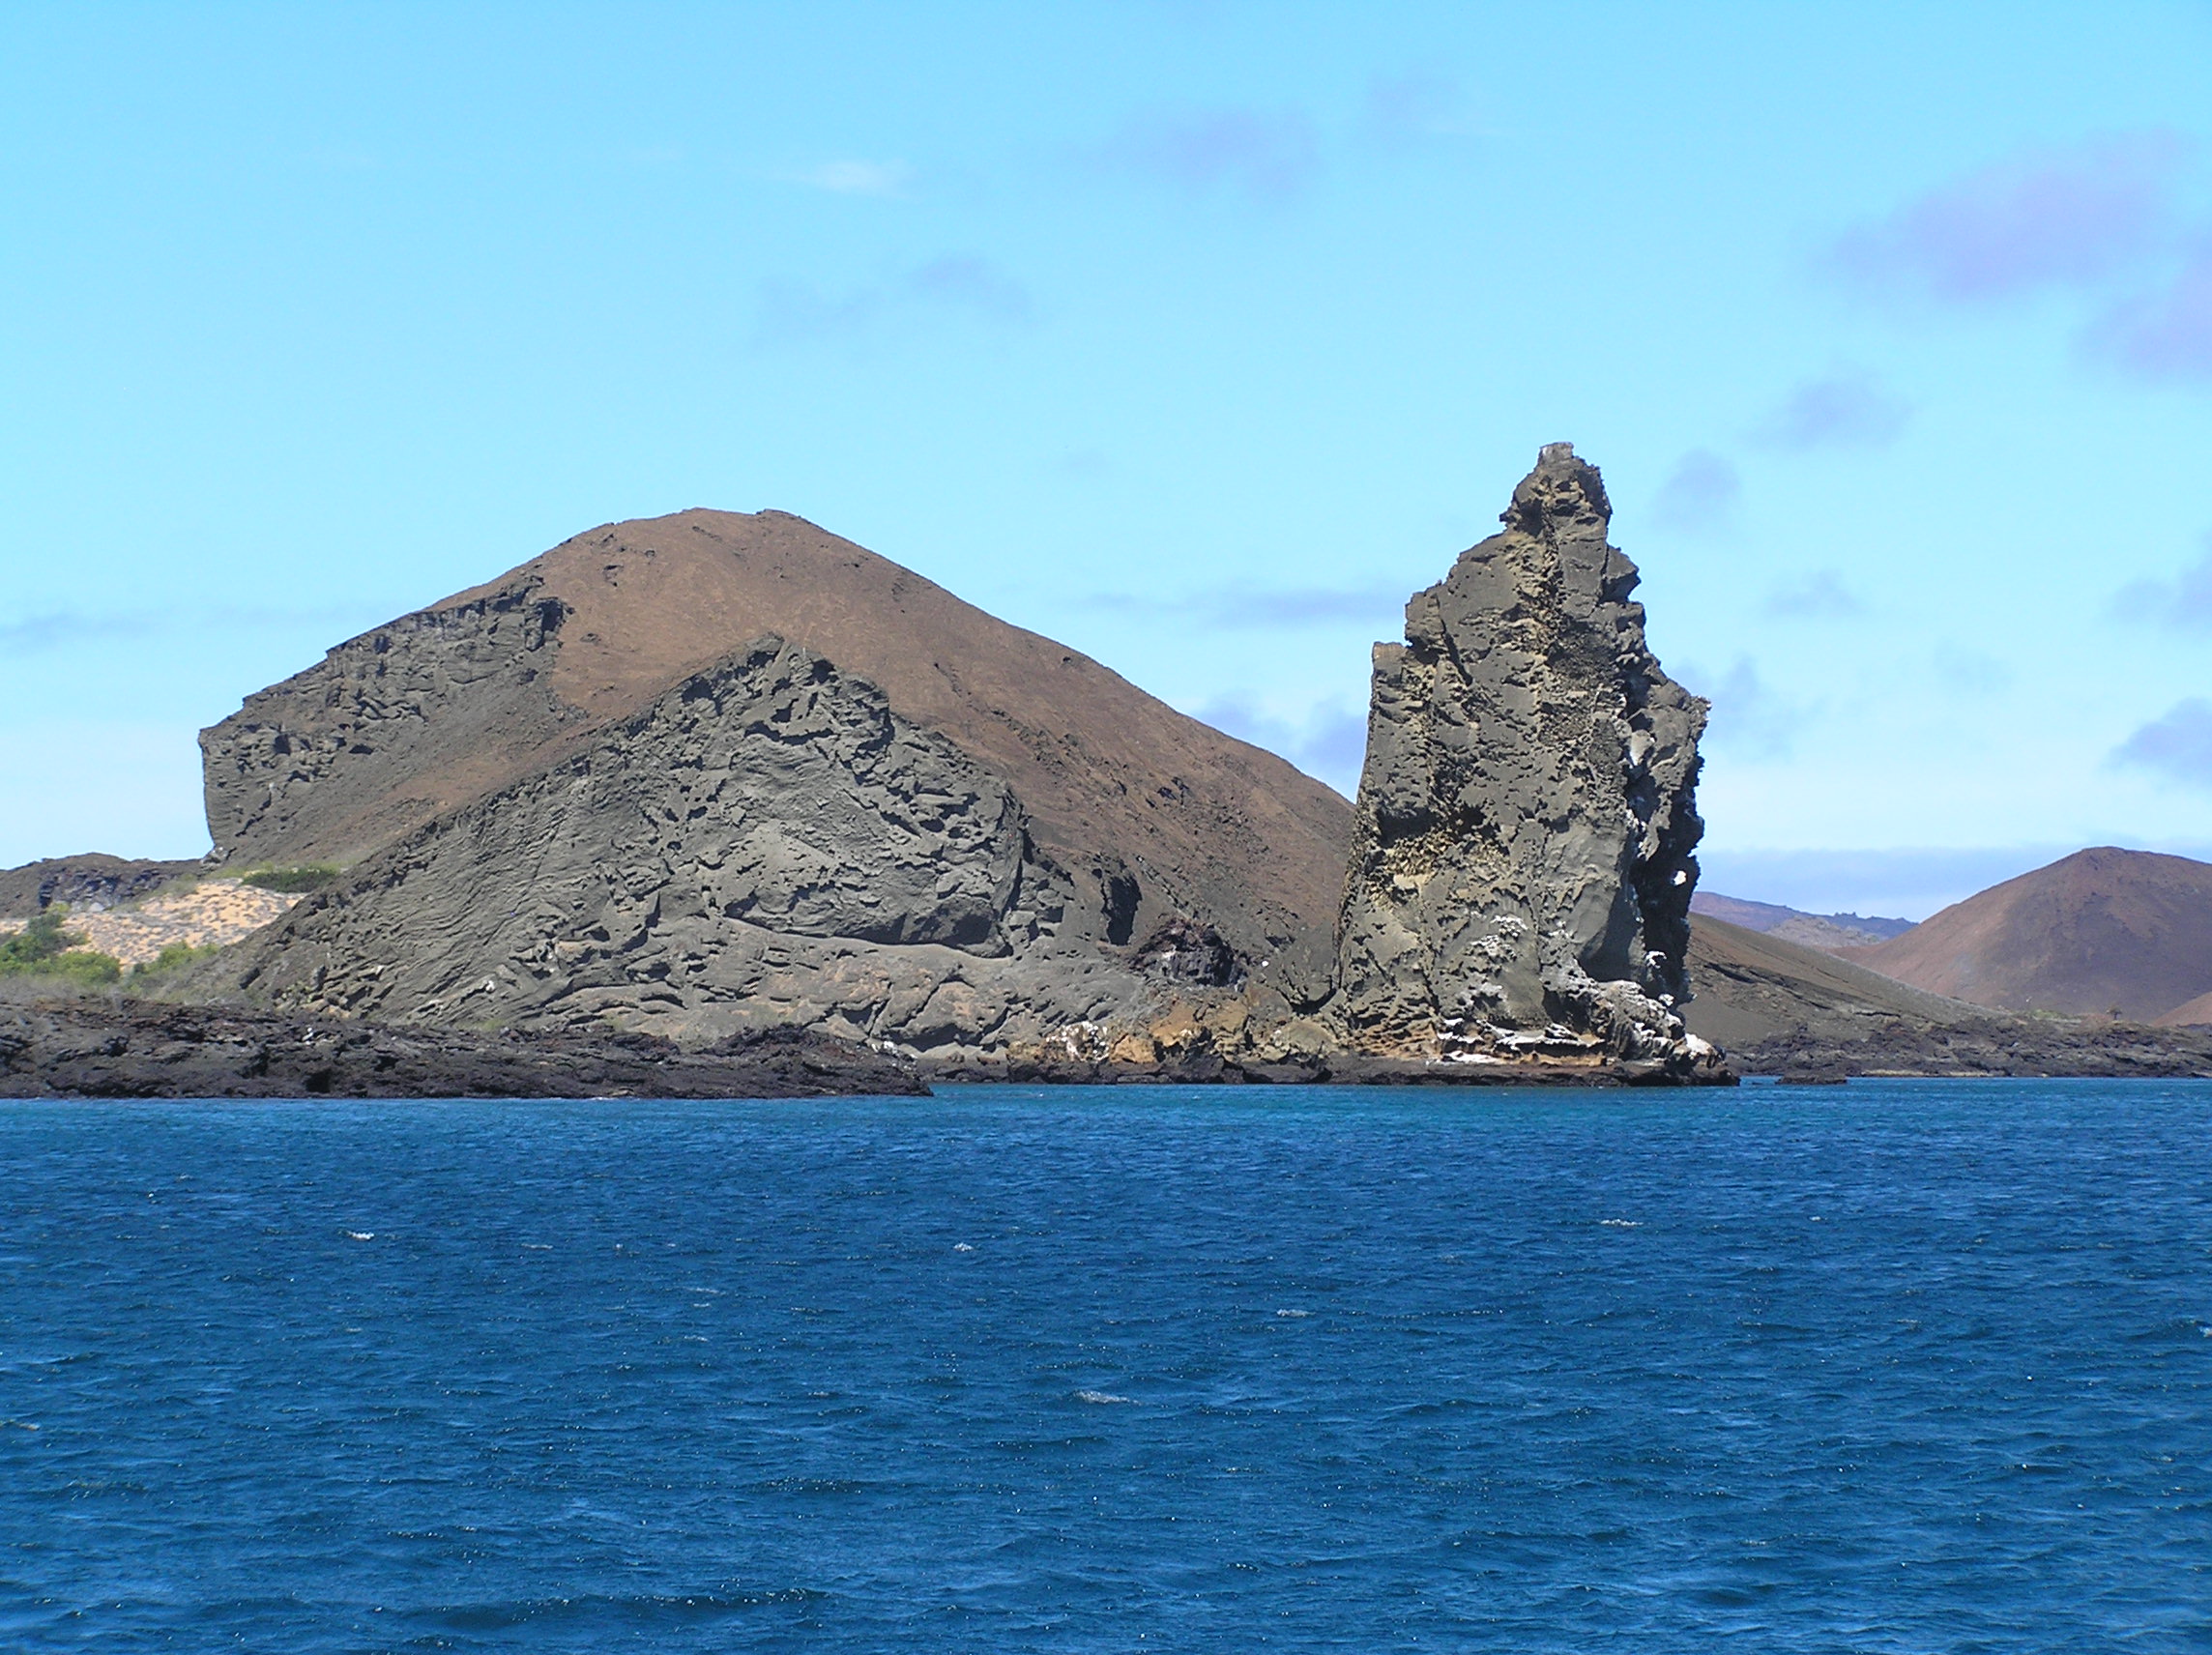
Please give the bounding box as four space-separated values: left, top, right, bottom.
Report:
1333 443 1713 1069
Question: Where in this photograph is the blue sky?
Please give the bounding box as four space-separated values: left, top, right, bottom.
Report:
4 2 2210 917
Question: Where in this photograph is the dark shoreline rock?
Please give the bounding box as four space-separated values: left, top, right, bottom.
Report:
0 997 925 1100
922 1050 1738 1088
1732 1017 2212 1082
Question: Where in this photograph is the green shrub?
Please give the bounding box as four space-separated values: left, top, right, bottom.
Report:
0 907 77 969
242 864 340 893
0 907 121 985
44 949 122 986
131 942 221 980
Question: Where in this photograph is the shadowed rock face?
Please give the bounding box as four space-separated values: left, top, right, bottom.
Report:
221 639 1155 1053
0 856 199 917
1335 444 1709 1061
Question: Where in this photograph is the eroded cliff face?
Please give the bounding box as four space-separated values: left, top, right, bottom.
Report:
1334 444 1713 1070
224 639 1158 1053
200 586 589 869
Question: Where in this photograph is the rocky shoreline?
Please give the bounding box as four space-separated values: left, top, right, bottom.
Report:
1730 1017 2212 1084
0 997 926 1100
9 991 2207 1099
0 992 1740 1097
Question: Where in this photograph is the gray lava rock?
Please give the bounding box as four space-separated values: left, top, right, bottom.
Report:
0 996 923 1098
211 638 1153 1052
1334 444 1714 1072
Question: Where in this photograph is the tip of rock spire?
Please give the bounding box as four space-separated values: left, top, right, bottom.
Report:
1504 442 1612 532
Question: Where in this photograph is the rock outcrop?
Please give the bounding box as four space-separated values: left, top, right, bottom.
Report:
218 638 1162 1054
0 855 198 917
179 462 1741 1083
1334 444 1714 1072
0 997 923 1099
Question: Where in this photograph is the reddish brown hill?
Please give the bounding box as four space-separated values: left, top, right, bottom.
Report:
2155 989 2212 1027
199 509 1355 997
1839 847 2212 1020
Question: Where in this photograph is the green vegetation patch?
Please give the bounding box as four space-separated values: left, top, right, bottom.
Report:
0 907 123 985
242 864 341 893
131 941 224 981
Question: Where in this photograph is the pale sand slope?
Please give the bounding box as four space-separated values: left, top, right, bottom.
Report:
1 881 300 968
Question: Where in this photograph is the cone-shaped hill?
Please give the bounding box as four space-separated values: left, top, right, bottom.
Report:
1839 847 2212 1021
201 508 1355 1002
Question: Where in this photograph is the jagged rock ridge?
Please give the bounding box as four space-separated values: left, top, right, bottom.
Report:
1334 444 1713 1069
225 639 1158 1052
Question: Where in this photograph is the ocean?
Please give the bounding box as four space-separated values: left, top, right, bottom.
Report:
2 1080 2207 1651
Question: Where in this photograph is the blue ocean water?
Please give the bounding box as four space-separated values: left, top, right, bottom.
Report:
1 1082 2208 1652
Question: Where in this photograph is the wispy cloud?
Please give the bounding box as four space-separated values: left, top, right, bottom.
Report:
1362 72 1482 144
1756 371 1911 450
0 612 157 653
0 604 380 656
1762 570 1863 620
1688 656 1811 760
1195 695 1366 796
1096 104 1321 202
905 256 1030 320
1834 131 2187 304
1093 583 1408 629
786 159 913 196
1932 644 2014 695
1649 450 1740 535
2087 246 2212 381
2112 697 2212 788
2110 539 2212 627
755 255 1033 345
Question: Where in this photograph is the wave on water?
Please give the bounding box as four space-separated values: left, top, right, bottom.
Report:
6 1081 2210 1652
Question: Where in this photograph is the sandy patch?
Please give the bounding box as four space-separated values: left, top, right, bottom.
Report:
1 880 302 968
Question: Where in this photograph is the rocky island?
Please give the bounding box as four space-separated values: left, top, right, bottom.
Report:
36 444 2198 1093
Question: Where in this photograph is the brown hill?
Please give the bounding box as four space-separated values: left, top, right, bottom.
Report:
198 509 1355 1000
2156 989 2212 1026
1683 914 2212 1078
1838 847 2212 1020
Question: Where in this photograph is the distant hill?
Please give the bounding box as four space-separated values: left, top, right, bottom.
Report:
1684 914 2212 1078
0 855 197 918
1683 915 1976 1047
1689 891 1915 952
1840 847 2212 1021
2156 989 2212 1027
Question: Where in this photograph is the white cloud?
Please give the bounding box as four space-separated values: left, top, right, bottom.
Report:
789 160 914 196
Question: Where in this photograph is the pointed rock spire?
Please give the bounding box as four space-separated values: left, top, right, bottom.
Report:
1333 444 1717 1074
